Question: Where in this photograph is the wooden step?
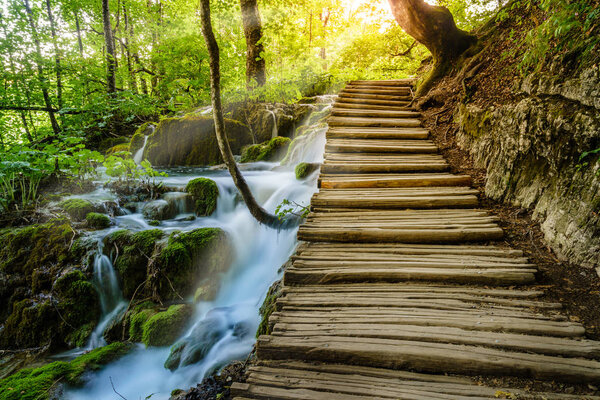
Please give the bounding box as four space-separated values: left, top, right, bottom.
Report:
321 154 448 174
326 138 437 153
319 173 472 189
343 88 412 95
256 335 600 383
328 116 421 128
331 108 420 118
233 361 599 400
333 101 412 111
346 84 412 91
297 243 523 257
327 127 429 139
312 187 478 208
339 92 413 101
336 97 411 107
350 79 415 86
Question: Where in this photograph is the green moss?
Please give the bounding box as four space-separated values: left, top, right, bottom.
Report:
148 219 161 226
185 177 219 216
294 162 319 180
103 229 164 298
256 280 281 338
59 198 95 220
105 143 131 156
158 228 231 300
129 308 157 342
0 342 132 400
240 136 291 163
141 304 193 347
85 212 111 229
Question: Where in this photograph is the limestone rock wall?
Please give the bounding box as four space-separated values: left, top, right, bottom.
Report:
455 66 600 267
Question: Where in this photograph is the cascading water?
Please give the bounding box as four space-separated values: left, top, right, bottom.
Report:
266 109 278 139
133 128 152 164
87 245 128 349
64 103 329 400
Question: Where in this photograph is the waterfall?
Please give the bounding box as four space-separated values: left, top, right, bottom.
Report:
65 98 333 400
133 129 152 165
266 109 278 139
87 244 127 349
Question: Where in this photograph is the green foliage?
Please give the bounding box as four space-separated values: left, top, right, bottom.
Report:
0 342 132 400
275 198 310 220
576 147 600 176
515 0 600 72
141 304 193 347
185 177 219 216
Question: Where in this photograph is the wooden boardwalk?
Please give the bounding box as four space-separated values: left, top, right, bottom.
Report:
232 80 600 399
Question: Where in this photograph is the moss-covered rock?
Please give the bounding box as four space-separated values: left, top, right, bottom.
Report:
158 228 232 301
240 137 291 163
256 279 282 337
105 143 131 155
85 212 111 229
294 162 320 180
103 229 164 299
143 115 252 166
59 198 95 220
0 342 132 400
141 304 193 347
185 178 218 216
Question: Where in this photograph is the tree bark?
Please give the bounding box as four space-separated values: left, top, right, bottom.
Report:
22 0 61 136
319 8 330 69
387 0 477 95
102 0 117 95
123 4 138 94
44 0 62 111
199 0 292 228
240 0 266 87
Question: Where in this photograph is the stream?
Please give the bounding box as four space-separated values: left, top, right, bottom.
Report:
62 106 329 399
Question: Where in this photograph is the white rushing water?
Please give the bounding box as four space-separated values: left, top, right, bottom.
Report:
266 109 278 139
133 132 151 165
64 111 327 400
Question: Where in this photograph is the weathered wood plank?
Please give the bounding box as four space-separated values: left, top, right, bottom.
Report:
319 173 472 188
328 116 421 128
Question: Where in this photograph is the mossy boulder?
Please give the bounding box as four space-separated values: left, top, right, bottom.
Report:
105 143 130 155
103 229 164 298
0 270 100 349
240 137 291 163
143 115 252 166
158 228 232 301
141 304 193 347
85 212 111 229
59 198 95 220
295 162 320 180
256 280 282 337
0 342 132 400
185 178 219 216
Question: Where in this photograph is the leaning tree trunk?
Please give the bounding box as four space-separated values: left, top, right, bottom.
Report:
240 0 266 87
102 0 117 95
388 0 477 95
199 0 290 228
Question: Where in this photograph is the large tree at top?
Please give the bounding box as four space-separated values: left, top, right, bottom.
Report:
240 0 266 87
388 0 477 95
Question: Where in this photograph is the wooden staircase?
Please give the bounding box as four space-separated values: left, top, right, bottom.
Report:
231 80 600 399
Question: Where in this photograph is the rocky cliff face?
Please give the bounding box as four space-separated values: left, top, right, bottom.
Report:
455 66 600 268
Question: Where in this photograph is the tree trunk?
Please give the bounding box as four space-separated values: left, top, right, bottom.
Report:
44 0 63 111
199 0 291 229
123 5 138 94
319 8 330 70
240 0 266 87
102 0 117 95
22 0 61 136
387 0 477 95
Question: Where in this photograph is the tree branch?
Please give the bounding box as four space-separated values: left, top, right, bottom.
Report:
391 40 416 57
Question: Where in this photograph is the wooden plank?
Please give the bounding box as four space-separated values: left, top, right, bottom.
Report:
325 139 438 153
328 116 421 128
327 127 429 139
311 195 479 208
321 163 448 174
298 243 523 257
319 173 472 188
256 335 600 383
333 101 412 111
339 92 413 101
349 79 415 86
336 97 412 106
270 323 600 358
331 108 420 118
